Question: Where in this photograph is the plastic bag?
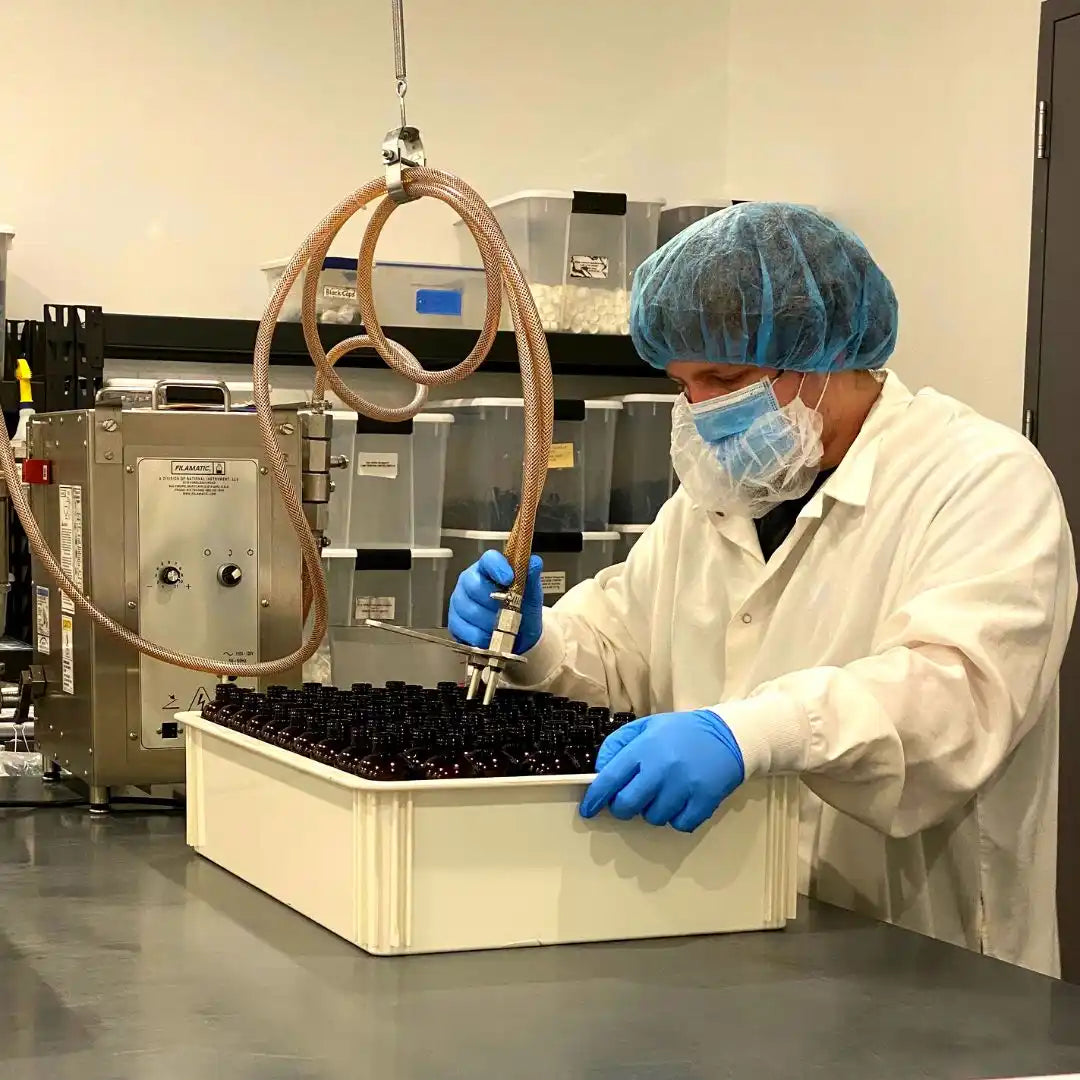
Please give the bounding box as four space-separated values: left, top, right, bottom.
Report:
0 750 43 778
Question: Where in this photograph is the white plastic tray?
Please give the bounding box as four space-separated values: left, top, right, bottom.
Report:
182 712 799 955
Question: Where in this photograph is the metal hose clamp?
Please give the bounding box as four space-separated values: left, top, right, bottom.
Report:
382 124 426 204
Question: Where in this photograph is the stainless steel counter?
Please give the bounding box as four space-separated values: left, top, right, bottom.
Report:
3 779 1080 1080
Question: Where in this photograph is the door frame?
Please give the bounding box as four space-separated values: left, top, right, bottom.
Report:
1025 0 1080 444
1026 0 1080 982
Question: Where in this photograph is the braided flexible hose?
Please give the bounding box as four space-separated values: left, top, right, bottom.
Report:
1 166 553 675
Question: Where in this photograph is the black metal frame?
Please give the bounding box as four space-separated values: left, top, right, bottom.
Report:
98 313 664 379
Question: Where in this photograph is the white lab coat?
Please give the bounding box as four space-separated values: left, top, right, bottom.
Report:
511 373 1076 975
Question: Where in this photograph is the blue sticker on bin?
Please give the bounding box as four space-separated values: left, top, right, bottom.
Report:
415 288 463 317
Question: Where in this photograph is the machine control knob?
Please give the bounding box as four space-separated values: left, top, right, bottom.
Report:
158 566 182 586
217 564 243 588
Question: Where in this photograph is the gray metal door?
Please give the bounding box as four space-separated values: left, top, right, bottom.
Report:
1026 0 1080 982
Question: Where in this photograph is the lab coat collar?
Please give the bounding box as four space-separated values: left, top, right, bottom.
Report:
798 369 913 518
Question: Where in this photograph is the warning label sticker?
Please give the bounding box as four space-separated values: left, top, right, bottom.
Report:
356 453 399 480
355 596 397 622
35 585 50 655
58 484 84 615
61 615 74 694
540 571 567 596
569 255 610 279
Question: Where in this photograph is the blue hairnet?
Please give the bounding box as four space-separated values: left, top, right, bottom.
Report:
630 203 898 373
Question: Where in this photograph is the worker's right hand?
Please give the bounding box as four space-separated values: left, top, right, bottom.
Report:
448 550 544 654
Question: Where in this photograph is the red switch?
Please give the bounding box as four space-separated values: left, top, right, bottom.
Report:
22 459 53 485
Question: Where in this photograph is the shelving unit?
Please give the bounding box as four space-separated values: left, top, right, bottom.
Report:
98 313 666 379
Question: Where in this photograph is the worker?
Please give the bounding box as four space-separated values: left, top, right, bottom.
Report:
448 203 1075 976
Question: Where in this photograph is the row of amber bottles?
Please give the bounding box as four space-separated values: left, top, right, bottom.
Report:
201 681 635 782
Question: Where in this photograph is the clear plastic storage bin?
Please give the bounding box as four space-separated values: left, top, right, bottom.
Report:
372 262 489 330
183 713 799 955
323 547 451 628
351 415 415 549
583 400 622 530
657 202 730 246
609 394 679 524
328 626 463 689
454 191 664 333
442 530 618 609
261 256 361 324
439 398 586 533
412 413 454 548
614 524 649 563
0 227 12 375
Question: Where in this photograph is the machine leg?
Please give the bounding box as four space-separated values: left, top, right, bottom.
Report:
42 758 62 782
88 785 110 814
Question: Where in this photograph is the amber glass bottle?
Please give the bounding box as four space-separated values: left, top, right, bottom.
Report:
354 727 412 781
290 709 329 757
524 723 579 776
464 718 515 778
422 729 477 780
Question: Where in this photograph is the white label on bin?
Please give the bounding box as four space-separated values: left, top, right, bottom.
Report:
356 452 399 479
540 571 567 596
355 596 396 622
569 255 610 279
548 443 575 470
35 585 50 655
61 615 74 694
323 284 357 302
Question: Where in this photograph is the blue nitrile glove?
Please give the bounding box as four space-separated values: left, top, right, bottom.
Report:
580 709 745 832
447 550 544 654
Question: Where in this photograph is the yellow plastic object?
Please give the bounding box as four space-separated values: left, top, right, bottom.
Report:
14 356 32 403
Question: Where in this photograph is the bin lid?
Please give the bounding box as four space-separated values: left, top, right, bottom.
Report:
0 225 13 240
584 400 623 411
437 397 525 409
661 201 730 212
322 547 358 559
412 547 453 559
480 190 666 210
322 547 452 560
619 393 679 403
443 530 618 543
260 255 360 272
376 260 485 273
415 412 455 424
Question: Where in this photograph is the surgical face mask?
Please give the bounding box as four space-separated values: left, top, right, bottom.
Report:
670 375 827 518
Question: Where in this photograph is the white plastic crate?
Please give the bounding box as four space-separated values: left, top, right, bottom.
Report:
412 413 454 548
609 394 680 525
183 712 799 955
0 227 12 376
323 547 451 628
583 400 622 530
438 398 586 533
454 191 664 333
442 530 619 609
614 524 649 563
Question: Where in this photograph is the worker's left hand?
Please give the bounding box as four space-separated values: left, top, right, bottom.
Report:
579 709 745 832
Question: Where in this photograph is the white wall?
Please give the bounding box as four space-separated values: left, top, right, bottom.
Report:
0 0 727 323
724 0 1042 427
1 1 1045 426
